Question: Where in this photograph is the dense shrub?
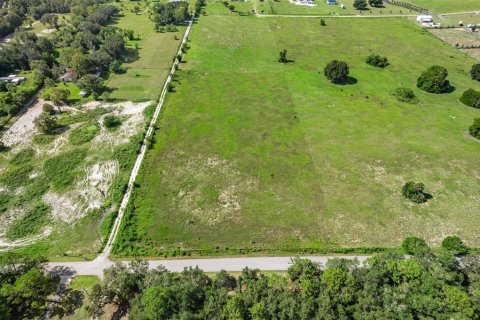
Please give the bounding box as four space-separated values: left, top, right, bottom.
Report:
402 181 427 203
392 87 417 103
416 65 450 93
368 0 383 6
401 236 429 255
103 115 122 130
42 103 55 115
365 54 389 68
324 60 349 84
69 123 100 145
353 0 367 9
278 49 288 63
459 88 480 108
470 64 480 81
469 118 480 139
442 236 469 255
34 112 58 134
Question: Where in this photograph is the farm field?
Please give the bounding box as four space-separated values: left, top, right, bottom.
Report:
255 0 402 15
107 3 186 102
438 12 480 25
429 27 480 60
113 15 480 257
409 0 480 13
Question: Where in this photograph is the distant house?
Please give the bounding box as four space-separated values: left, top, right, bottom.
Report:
416 15 433 23
0 74 25 85
326 0 336 4
59 69 77 82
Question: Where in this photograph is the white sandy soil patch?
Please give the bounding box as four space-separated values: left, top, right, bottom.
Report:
43 160 119 223
89 101 151 148
79 160 119 210
0 228 52 248
2 99 46 150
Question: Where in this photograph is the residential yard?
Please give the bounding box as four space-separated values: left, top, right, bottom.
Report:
114 16 480 257
106 2 186 101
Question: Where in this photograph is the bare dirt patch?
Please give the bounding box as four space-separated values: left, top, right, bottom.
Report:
2 99 46 150
90 101 151 148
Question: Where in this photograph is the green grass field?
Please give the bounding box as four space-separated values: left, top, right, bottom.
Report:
255 0 404 15
113 15 480 257
438 13 480 25
106 2 186 102
409 0 480 13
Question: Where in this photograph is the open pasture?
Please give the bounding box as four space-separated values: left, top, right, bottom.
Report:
113 16 480 257
107 2 185 102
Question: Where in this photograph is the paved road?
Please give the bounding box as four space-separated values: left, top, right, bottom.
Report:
49 255 371 277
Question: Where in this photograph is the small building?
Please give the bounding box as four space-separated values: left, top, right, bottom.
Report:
326 0 336 4
79 90 88 97
339 4 345 8
59 69 77 82
0 75 25 85
416 15 433 23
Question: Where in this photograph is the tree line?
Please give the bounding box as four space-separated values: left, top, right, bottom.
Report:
82 236 480 319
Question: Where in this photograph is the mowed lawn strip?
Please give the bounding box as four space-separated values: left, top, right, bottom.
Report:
115 16 480 257
107 8 186 101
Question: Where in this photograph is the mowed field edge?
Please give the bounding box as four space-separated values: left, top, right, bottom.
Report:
113 16 480 257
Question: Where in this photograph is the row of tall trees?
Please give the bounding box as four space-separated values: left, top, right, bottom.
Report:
86 237 480 320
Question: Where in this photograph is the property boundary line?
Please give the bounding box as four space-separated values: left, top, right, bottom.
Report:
99 20 194 259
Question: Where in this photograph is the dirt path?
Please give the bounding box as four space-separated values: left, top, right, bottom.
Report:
2 99 46 149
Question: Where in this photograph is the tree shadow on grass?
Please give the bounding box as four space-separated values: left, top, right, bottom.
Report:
423 192 433 201
444 85 456 94
335 76 358 85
